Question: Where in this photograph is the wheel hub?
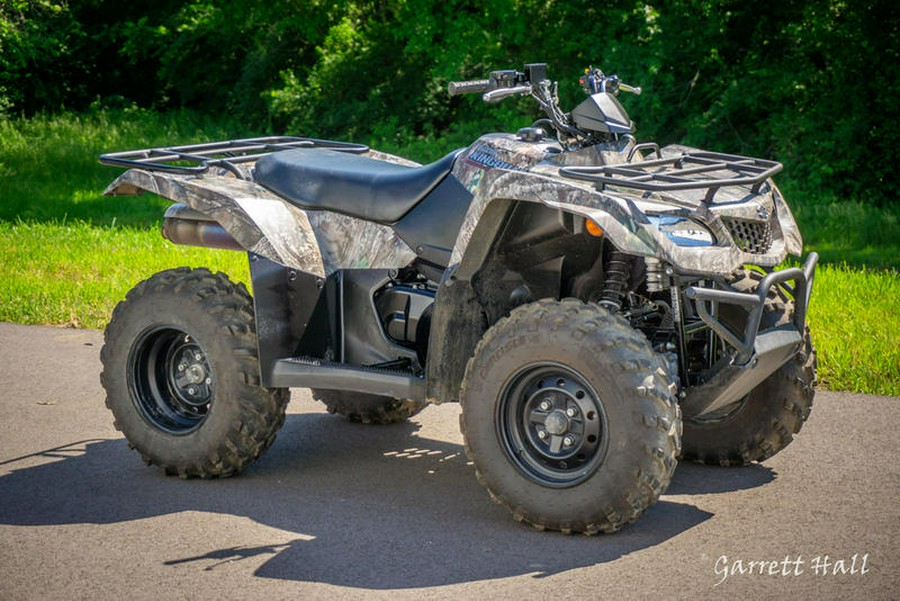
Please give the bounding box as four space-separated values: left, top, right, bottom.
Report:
185 364 206 385
544 410 569 435
169 344 212 406
497 363 608 488
128 327 214 434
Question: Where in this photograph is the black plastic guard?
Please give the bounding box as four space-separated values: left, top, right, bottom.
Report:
249 254 325 388
680 252 817 418
679 327 803 418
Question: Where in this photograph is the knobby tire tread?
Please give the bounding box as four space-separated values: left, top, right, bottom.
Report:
100 267 288 478
311 389 426 424
460 298 681 534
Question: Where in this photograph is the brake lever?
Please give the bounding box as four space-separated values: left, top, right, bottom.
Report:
482 85 533 103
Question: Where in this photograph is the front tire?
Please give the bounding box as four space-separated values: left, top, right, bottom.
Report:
460 299 680 534
100 267 288 478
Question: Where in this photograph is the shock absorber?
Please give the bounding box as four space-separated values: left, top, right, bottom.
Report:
599 251 631 312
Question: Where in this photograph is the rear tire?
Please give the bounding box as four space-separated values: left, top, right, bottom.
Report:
681 268 816 466
100 267 288 477
311 389 426 424
460 299 680 534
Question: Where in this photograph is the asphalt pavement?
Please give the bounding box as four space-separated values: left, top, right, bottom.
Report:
0 322 897 600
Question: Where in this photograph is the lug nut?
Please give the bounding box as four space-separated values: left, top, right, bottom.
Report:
205 377 212 385
188 386 197 396
563 436 575 447
178 363 186 371
539 400 552 411
194 353 203 361
566 407 577 418
537 430 548 440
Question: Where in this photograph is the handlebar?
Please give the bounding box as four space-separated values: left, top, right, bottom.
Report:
448 63 643 148
450 65 548 102
448 79 491 96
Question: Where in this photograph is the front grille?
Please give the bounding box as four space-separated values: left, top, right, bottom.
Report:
722 217 773 254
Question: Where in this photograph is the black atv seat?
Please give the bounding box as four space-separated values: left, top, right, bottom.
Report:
254 148 462 224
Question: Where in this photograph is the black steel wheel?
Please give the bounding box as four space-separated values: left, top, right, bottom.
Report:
129 327 214 434
461 299 680 534
496 363 608 488
101 267 288 478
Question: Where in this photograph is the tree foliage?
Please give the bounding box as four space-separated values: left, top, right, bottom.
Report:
2 0 897 202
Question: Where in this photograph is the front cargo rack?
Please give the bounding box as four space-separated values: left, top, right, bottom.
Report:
99 136 369 180
559 150 782 203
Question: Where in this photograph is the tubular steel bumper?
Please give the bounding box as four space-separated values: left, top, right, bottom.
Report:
679 253 817 418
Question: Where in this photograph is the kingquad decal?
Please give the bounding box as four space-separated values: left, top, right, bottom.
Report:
465 143 529 173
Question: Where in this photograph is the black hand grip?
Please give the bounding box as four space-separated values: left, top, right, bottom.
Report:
448 79 491 96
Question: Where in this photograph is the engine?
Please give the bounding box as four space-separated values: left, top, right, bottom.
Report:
374 281 435 362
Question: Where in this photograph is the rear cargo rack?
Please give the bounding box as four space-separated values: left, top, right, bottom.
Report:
99 136 369 180
559 150 782 203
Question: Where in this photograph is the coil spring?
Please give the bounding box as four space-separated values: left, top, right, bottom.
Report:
599 251 631 311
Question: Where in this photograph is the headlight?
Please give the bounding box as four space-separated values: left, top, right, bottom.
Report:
647 215 716 247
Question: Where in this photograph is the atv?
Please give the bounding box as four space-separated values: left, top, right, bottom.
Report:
99 63 816 534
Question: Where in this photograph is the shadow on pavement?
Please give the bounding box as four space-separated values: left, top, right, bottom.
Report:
666 462 776 495
0 411 766 589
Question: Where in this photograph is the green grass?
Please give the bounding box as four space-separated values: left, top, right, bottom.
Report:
0 108 255 225
1 110 898 396
0 220 249 329
804 263 899 396
785 185 900 271
0 108 254 325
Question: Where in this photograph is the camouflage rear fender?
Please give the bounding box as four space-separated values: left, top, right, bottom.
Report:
105 169 325 275
104 169 416 276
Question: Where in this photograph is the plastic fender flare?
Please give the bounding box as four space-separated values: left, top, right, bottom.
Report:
448 169 658 273
105 168 326 275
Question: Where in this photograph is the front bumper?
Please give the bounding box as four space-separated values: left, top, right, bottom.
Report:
679 252 818 419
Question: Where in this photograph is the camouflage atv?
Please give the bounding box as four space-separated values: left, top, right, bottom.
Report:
99 63 816 534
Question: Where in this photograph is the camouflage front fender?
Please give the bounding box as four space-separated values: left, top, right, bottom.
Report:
448 167 656 275
449 167 797 278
